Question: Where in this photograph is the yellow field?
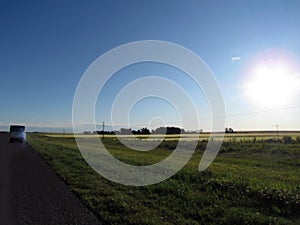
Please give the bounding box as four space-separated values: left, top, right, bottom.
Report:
43 131 300 142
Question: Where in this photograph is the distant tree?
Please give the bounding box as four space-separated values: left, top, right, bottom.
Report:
132 127 150 135
225 127 234 133
96 130 115 135
140 127 150 134
131 129 140 135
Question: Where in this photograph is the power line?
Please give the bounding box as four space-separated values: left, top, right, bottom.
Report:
102 121 105 139
274 124 279 139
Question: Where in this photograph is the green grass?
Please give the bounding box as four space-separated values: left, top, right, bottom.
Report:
45 131 300 142
27 134 300 225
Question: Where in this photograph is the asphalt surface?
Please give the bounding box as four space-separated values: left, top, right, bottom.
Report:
0 132 101 225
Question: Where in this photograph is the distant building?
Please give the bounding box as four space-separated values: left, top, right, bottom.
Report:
153 127 185 134
83 131 91 134
185 129 203 134
120 128 132 135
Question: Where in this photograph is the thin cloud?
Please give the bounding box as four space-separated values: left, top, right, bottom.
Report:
230 56 241 62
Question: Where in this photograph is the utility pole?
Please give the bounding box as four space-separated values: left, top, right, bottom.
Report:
102 121 105 139
274 125 279 140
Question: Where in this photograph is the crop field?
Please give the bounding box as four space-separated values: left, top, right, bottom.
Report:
45 131 300 142
27 133 300 224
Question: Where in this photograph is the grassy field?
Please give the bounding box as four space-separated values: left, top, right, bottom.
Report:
45 131 300 142
27 133 300 225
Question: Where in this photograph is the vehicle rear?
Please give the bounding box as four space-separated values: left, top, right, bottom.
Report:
9 125 26 143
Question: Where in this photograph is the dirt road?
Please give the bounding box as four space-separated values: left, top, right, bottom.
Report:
0 132 101 225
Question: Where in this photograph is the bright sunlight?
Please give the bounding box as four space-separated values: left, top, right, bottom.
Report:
245 60 298 107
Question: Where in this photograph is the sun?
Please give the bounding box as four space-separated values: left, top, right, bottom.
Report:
245 60 298 107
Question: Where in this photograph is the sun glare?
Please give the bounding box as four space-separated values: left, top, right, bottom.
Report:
245 60 298 107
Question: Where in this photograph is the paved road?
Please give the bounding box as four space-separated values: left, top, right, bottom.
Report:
0 132 101 225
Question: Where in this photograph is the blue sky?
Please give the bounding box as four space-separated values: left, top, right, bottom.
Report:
1 0 300 131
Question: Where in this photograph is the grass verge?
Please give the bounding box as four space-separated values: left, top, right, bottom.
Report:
27 134 300 225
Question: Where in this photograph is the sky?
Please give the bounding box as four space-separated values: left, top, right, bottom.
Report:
0 0 300 132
